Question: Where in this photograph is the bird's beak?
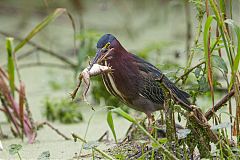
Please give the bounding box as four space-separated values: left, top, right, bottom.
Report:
89 49 102 70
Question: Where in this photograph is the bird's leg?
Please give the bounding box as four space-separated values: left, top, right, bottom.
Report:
146 113 155 133
70 73 83 100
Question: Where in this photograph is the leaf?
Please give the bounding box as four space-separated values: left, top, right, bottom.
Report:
14 8 66 53
203 15 214 106
37 151 50 160
8 144 22 155
177 129 191 139
225 19 240 90
111 108 136 123
83 141 99 150
211 122 232 130
199 76 209 92
151 142 159 148
6 37 15 97
107 111 117 143
114 154 126 159
194 67 202 78
212 55 228 73
158 138 168 144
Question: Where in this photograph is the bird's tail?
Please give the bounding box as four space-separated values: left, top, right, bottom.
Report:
162 76 190 105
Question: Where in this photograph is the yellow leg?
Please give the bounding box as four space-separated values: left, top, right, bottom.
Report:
146 113 155 133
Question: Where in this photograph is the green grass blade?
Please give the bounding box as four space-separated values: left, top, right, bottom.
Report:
209 0 234 66
6 37 15 97
212 55 228 73
219 0 226 13
107 111 117 143
14 8 66 53
111 108 136 123
225 19 240 89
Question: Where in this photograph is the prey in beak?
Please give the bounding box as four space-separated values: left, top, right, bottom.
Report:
89 42 112 70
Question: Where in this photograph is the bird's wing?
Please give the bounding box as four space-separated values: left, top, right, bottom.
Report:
130 54 164 104
131 54 190 105
138 77 165 104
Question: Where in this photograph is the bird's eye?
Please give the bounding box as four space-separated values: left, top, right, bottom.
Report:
100 42 110 53
101 48 108 53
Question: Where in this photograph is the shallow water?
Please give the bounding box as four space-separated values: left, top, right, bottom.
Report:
0 55 132 159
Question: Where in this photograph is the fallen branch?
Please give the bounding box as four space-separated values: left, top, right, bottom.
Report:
205 88 235 120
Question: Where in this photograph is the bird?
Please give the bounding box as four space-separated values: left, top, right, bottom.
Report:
90 34 190 125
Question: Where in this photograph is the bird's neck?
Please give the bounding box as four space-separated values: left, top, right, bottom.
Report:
108 50 130 65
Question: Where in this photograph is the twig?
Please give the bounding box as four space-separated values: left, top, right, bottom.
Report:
72 133 115 160
17 48 38 60
0 94 21 135
24 99 36 140
0 31 77 69
37 121 71 140
18 62 71 70
0 108 6 112
0 66 20 93
97 131 109 142
0 67 8 80
205 0 210 17
205 88 235 120
175 61 205 83
205 0 215 109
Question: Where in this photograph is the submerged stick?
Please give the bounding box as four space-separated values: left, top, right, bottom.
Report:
37 121 71 140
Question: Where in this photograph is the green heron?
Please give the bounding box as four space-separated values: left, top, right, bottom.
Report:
90 34 190 124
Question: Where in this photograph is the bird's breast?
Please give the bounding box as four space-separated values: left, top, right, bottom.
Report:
101 60 129 103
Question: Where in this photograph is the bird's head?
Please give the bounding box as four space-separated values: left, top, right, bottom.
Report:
90 34 123 69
